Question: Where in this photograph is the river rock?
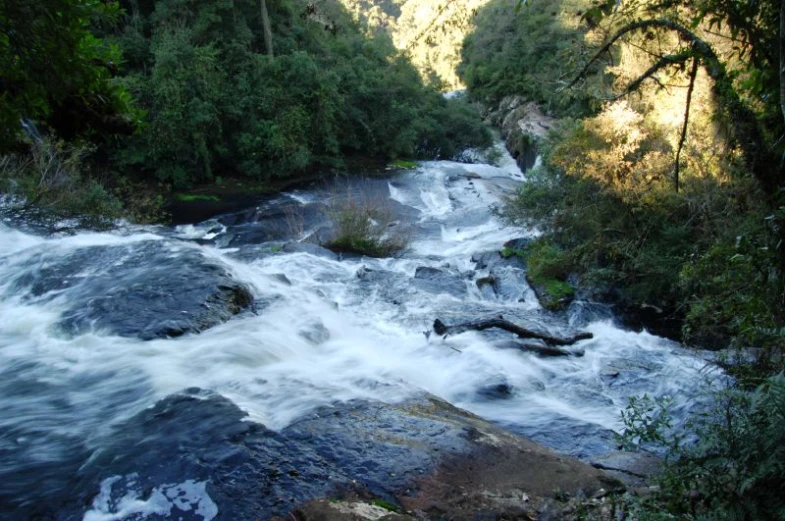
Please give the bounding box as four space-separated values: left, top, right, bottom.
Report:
48 390 620 521
486 98 556 172
282 241 339 260
219 201 329 246
471 251 503 270
8 240 253 340
412 266 468 297
591 451 663 488
475 275 497 299
526 274 576 312
489 266 530 301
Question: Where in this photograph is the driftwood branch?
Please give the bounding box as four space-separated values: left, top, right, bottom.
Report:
433 318 593 346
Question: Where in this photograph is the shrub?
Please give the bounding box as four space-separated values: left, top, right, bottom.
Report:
325 189 411 257
617 374 785 520
0 139 122 227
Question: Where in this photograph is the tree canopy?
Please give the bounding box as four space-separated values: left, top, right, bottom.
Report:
0 0 141 152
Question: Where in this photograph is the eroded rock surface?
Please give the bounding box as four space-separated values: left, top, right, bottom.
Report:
41 390 622 521
7 240 252 340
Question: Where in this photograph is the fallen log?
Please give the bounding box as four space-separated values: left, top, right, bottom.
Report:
433 318 593 346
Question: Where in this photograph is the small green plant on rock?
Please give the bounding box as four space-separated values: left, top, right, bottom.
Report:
325 189 411 257
521 238 575 309
0 138 122 227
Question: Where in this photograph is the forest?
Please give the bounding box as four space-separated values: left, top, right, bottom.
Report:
0 0 491 221
3 0 785 518
461 0 785 518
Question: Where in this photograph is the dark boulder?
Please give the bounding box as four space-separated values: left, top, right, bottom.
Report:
412 266 468 297
50 390 620 521
8 240 252 340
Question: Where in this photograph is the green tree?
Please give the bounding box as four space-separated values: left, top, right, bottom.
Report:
569 0 784 194
0 0 140 150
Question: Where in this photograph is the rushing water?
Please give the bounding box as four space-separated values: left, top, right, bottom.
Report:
0 147 715 519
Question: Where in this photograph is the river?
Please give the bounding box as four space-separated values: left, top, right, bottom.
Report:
0 145 714 520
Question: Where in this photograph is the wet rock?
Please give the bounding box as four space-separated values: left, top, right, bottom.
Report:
471 249 525 271
271 273 292 286
475 275 497 299
476 382 514 400
299 322 331 345
507 417 619 460
355 266 414 305
289 499 413 521
487 98 556 172
503 237 532 252
591 451 663 488
526 273 575 312
412 266 467 297
356 265 396 283
600 367 620 378
9 240 253 340
489 266 530 301
282 241 339 260
471 251 503 270
50 391 620 521
220 201 329 246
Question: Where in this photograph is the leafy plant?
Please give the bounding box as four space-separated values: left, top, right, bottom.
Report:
325 189 411 257
0 138 122 227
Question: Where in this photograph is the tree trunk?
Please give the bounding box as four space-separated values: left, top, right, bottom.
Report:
260 0 274 57
780 0 785 127
432 318 593 346
674 57 699 193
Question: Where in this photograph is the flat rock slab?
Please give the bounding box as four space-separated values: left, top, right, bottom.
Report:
7 239 252 340
40 391 621 521
412 266 468 297
591 451 664 488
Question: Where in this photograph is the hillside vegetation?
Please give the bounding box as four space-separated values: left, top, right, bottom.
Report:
339 0 491 90
461 0 785 518
0 0 491 220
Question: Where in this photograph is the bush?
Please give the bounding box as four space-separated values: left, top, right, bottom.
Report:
617 374 785 520
325 189 411 257
0 139 122 227
502 119 777 351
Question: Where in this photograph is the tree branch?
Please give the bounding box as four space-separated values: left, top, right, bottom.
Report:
432 318 593 346
566 17 774 192
674 57 699 193
607 51 691 101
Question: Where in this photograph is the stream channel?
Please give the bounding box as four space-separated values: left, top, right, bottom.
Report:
0 145 716 520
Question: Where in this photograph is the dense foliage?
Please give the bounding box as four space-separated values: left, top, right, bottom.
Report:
462 0 785 518
459 0 603 117
463 0 785 356
109 0 491 188
1 0 491 220
0 0 142 152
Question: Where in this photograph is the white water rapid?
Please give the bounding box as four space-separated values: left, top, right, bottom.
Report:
0 146 716 519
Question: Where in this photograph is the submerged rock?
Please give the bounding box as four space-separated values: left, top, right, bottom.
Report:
282 241 339 260
46 390 620 521
412 266 468 297
9 240 252 340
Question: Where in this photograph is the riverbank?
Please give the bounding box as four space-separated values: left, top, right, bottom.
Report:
0 147 713 520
